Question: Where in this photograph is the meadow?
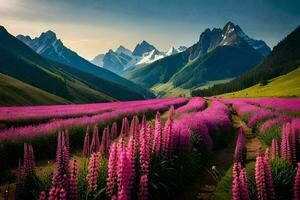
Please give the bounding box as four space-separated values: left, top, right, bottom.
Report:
0 97 300 200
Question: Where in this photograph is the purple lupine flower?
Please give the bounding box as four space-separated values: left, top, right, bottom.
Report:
51 131 70 192
140 124 150 176
69 157 78 200
294 163 300 200
232 162 250 200
124 117 129 136
162 116 173 158
49 187 59 200
117 150 130 200
130 116 139 137
271 138 279 159
82 126 90 156
153 112 162 156
90 125 100 153
87 152 101 192
255 156 267 200
178 123 192 152
111 122 118 139
234 128 246 163
263 148 275 199
138 175 148 200
291 125 297 164
168 105 175 119
141 115 147 130
100 127 109 155
126 136 136 193
38 191 47 200
107 143 118 198
60 188 67 200
281 123 292 163
65 129 70 154
239 168 250 200
120 118 129 149
232 163 241 200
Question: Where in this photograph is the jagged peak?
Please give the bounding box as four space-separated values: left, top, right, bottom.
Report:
39 30 57 41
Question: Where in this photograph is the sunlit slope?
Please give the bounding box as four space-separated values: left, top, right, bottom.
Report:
218 67 300 98
0 73 70 106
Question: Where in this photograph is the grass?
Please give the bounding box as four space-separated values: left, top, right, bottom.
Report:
218 66 300 98
0 73 70 106
151 82 192 98
152 78 233 98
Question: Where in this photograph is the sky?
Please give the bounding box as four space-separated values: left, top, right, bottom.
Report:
0 0 300 60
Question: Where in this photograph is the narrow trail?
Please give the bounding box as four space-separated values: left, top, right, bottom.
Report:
176 107 262 200
231 114 261 162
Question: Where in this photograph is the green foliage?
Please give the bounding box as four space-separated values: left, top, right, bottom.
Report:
259 78 268 86
260 124 282 146
211 165 233 200
213 159 295 200
269 159 295 199
149 151 202 198
16 174 41 200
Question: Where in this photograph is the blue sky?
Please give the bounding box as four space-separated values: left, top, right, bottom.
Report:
1 0 299 59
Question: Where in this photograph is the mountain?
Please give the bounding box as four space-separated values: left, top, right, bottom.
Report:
16 31 155 99
192 25 300 97
0 73 70 106
97 42 185 74
101 46 136 73
90 53 104 67
166 46 187 56
0 26 150 104
132 40 157 56
136 49 165 65
124 22 269 94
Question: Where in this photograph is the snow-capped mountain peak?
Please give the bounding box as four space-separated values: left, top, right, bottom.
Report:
190 21 270 60
93 42 187 74
166 46 187 56
136 49 165 65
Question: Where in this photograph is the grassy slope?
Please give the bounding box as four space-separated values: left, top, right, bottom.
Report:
0 73 70 106
152 78 233 98
218 66 300 98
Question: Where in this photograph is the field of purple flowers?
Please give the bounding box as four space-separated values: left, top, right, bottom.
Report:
1 97 300 200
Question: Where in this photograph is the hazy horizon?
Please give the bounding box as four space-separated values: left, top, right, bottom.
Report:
1 0 300 60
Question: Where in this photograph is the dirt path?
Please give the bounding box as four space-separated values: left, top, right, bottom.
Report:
232 114 261 162
174 108 262 200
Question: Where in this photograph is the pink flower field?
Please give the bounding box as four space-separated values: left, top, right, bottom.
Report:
1 97 300 200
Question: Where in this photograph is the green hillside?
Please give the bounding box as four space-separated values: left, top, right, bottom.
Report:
192 25 300 97
0 73 71 106
218 66 300 98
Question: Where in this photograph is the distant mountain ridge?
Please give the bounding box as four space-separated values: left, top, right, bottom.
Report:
17 31 155 99
124 21 269 94
91 41 187 74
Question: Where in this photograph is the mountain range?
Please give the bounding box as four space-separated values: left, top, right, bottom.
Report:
123 22 270 96
0 26 157 106
2 20 297 105
91 41 187 74
16 31 155 99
